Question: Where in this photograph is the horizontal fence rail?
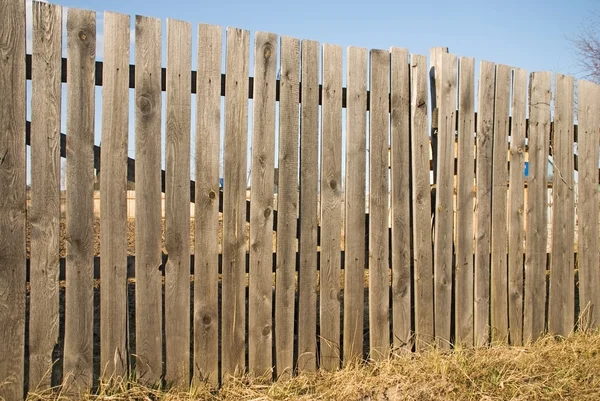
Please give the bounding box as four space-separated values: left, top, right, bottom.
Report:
1 1 600 400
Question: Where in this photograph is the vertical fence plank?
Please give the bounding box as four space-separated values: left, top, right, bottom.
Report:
508 68 527 345
343 46 367 361
455 56 475 346
134 15 162 385
429 47 449 186
368 49 390 359
165 18 192 387
194 23 222 386
433 52 457 349
548 74 575 337
490 64 511 343
63 7 96 392
275 35 300 378
576 80 600 330
319 43 343 370
474 61 495 346
390 47 411 349
249 31 277 377
0 0 26 398
411 54 434 350
29 2 62 390
222 27 250 379
524 71 551 342
297 39 319 372
99 11 130 380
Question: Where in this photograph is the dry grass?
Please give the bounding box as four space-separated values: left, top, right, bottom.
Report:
24 330 600 401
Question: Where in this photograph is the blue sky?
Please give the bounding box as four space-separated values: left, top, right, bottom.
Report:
24 0 598 186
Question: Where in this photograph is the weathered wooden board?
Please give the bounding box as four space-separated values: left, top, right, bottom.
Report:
390 47 411 349
433 52 457 349
99 11 130 380
194 23 222 386
221 27 250 379
274 35 300 378
474 61 495 346
297 39 319 372
320 43 343 370
548 74 575 337
410 54 434 350
29 2 62 390
0 0 27 398
63 7 96 393
455 56 475 346
576 80 600 330
524 71 551 343
249 31 277 377
507 68 527 346
490 64 511 343
369 49 390 359
133 15 162 385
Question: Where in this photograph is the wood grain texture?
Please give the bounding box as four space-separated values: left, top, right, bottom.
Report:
165 18 192 387
368 49 390 359
63 7 96 393
0 0 26 398
390 47 411 349
221 27 250 380
29 2 62 390
134 15 162 385
490 64 511 343
507 68 527 346
410 54 434 350
523 71 551 343
433 52 457 349
194 23 222 387
548 74 575 337
99 11 130 380
343 46 367 362
474 61 495 346
319 43 343 370
248 31 277 377
576 80 600 330
274 35 300 378
455 57 475 346
429 47 449 185
297 39 319 372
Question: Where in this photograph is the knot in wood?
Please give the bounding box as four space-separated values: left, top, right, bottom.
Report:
78 30 87 41
263 207 271 218
263 43 272 60
329 179 337 190
209 190 216 200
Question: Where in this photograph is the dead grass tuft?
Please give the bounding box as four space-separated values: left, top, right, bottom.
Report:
21 330 600 401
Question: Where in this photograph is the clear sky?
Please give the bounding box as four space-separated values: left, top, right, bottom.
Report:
33 0 594 78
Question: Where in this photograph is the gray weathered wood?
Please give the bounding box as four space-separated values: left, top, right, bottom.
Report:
222 27 250 379
63 7 96 393
134 15 162 385
297 39 319 372
490 64 511 343
390 47 411 349
433 52 457 349
507 68 527 345
548 74 575 337
343 46 367 362
249 31 277 377
194 23 222 387
369 49 390 359
29 2 62 390
576 79 600 330
99 11 130 380
455 56 475 346
411 54 434 350
523 71 551 343
274 35 300 378
474 61 495 346
320 43 343 370
429 47 449 185
0 0 27 398
165 18 192 387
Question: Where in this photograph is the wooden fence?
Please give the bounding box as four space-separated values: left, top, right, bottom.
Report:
1 1 600 399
